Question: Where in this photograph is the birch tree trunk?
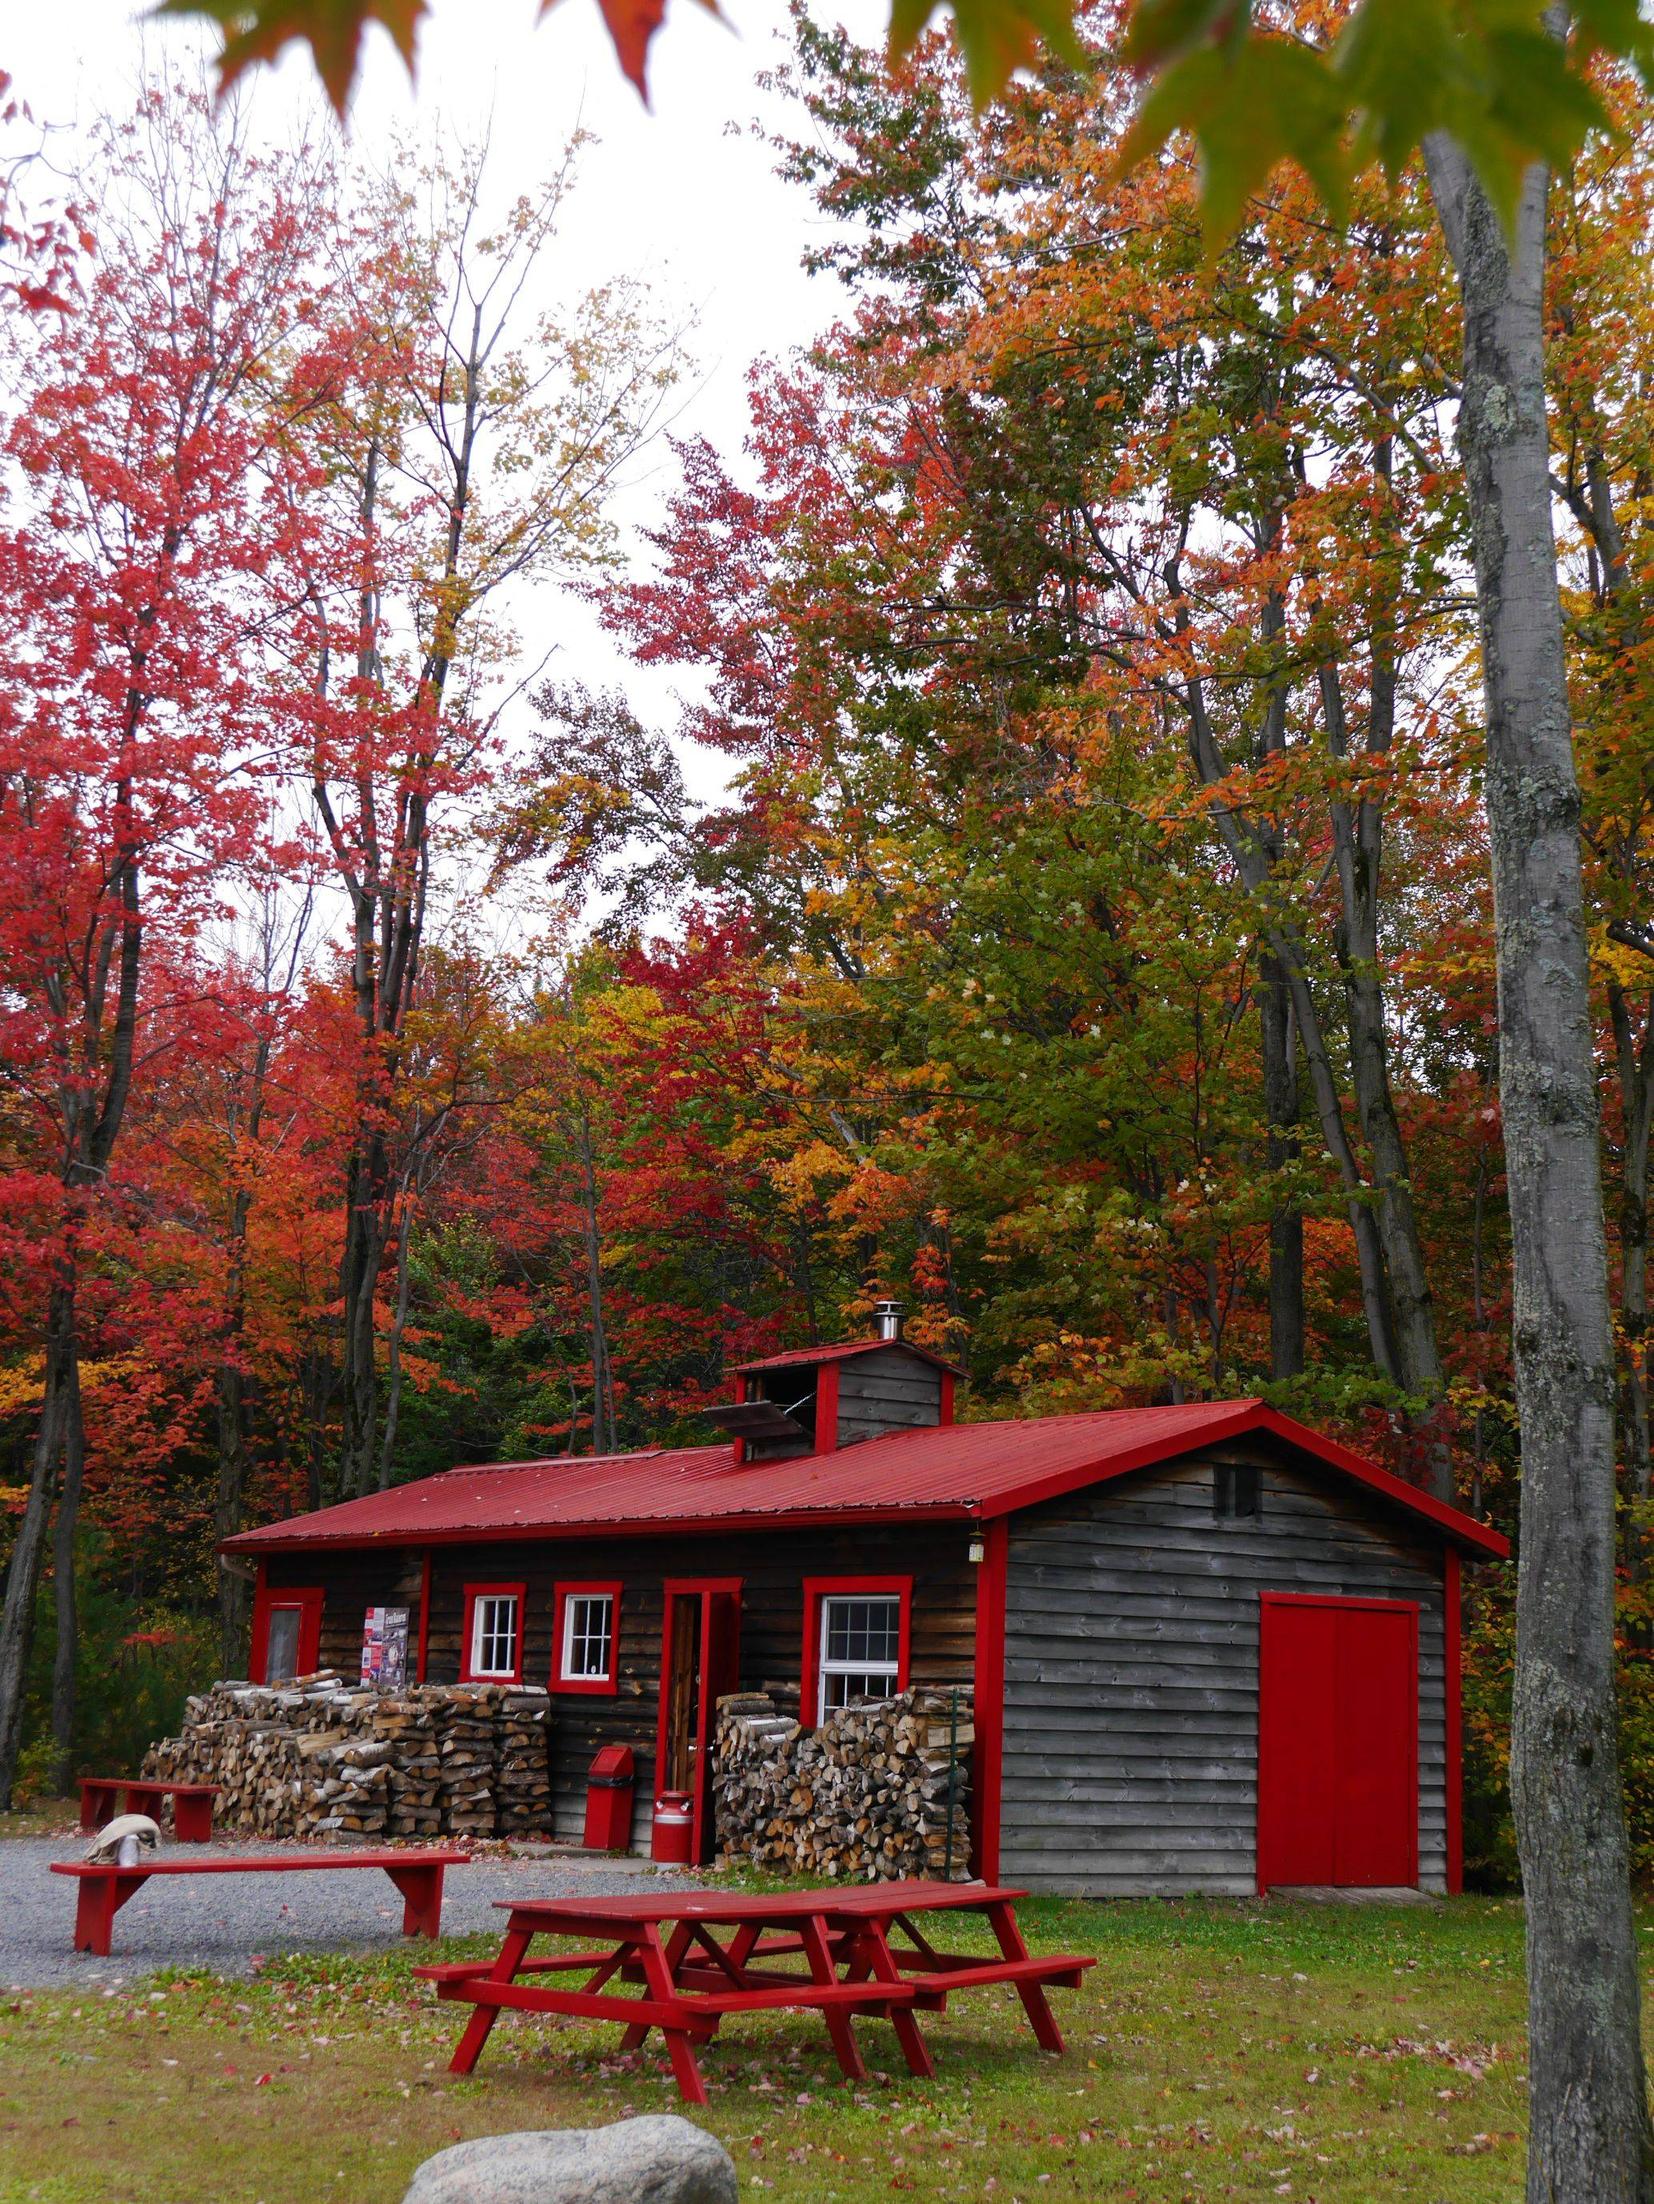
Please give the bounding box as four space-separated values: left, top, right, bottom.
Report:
1425 132 1654 2203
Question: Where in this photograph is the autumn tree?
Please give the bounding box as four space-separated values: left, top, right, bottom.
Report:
0 87 334 1802
280 136 679 1501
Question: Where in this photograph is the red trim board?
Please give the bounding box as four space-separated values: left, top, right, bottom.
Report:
459 1581 527 1683
249 1577 324 1684
971 1518 1007 1883
551 1580 623 1695
799 1575 911 1729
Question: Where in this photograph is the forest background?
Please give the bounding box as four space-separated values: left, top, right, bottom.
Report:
0 3 1650 1889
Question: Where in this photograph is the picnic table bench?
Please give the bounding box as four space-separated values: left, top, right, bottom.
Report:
417 1879 1092 2104
52 1847 468 1957
78 1776 221 1843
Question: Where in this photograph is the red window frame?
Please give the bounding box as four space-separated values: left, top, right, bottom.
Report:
801 1575 912 1728
250 1576 324 1685
460 1581 527 1683
551 1580 622 1696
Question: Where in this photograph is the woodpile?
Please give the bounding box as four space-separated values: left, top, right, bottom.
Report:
714 1683 974 1881
143 1673 552 1842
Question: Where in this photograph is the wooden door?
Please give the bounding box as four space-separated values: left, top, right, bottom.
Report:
664 1594 701 1792
656 1580 743 1864
253 1584 323 1684
1256 1594 1419 1892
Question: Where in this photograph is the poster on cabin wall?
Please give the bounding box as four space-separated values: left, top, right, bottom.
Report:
361 1606 410 1691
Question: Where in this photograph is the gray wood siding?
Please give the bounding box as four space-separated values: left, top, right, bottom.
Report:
836 1349 942 1447
1001 1448 1449 1898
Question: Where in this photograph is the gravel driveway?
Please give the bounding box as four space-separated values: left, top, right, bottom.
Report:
1 1831 693 1990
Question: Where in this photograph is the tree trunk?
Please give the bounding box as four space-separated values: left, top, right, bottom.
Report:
1259 952 1305 1380
49 1371 85 1796
577 1107 615 1457
339 1137 390 1498
0 1283 76 1807
215 1358 250 1677
1610 979 1653 1558
1425 131 1654 2203
377 1188 415 1491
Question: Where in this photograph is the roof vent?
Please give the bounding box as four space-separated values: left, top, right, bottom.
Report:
873 1298 904 1342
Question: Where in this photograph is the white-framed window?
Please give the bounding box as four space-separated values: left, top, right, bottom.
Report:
466 1589 521 1680
817 1593 902 1720
559 1590 616 1685
266 1606 302 1682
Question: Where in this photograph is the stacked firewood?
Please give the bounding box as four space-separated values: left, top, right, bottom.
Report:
714 1684 974 1882
496 1689 553 1835
143 1673 551 1842
435 1687 501 1837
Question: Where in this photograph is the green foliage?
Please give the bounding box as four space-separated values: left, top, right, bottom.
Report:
18 1562 217 1793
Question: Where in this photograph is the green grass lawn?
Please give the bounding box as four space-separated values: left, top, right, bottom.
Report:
0 1894 1571 2203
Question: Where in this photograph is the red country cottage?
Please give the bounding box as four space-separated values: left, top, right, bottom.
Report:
224 1325 1507 1897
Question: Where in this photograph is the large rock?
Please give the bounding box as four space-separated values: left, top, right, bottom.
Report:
400 2117 738 2204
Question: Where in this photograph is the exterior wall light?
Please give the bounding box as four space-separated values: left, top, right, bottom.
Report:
968 1535 986 1565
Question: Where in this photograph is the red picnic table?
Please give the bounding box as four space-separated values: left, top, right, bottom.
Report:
416 1879 1092 2104
79 1776 221 1843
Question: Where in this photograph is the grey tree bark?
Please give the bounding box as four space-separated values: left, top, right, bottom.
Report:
48 1373 85 1795
0 1289 74 1802
1424 131 1654 2202
1260 953 1305 1379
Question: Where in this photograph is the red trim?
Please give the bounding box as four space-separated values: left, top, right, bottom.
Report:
971 1402 1509 1558
1444 1549 1463 1894
1256 1592 1420 1894
1260 1591 1423 1615
654 1579 743 1864
551 1580 622 1695
249 1578 323 1684
939 1372 955 1427
815 1360 840 1453
416 1553 432 1684
459 1581 526 1683
800 1575 911 1729
971 1520 1007 1881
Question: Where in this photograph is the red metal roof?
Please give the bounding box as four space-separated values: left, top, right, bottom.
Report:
224 1400 1507 1559
732 1338 966 1378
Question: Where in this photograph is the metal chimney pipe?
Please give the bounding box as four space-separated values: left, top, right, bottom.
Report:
873 1298 903 1342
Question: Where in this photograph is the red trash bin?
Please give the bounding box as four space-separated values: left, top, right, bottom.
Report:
582 1745 636 1851
650 1790 694 1865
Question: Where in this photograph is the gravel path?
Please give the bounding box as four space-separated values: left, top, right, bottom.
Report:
1 1831 694 1990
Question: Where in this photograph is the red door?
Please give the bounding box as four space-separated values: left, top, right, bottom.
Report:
1257 1594 1419 1891
656 1580 742 1864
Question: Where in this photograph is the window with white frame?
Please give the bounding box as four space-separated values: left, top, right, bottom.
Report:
469 1592 520 1679
559 1591 616 1685
817 1594 902 1720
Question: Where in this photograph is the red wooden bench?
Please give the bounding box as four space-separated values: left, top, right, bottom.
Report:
79 1777 221 1843
51 1847 468 1956
417 1880 1093 2103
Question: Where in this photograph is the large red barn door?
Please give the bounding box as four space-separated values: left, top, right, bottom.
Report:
1257 1594 1419 1891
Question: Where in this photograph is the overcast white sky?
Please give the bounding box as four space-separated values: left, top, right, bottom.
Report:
9 0 887 828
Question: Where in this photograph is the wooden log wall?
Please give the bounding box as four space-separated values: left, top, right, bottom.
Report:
998 1445 1451 1897
835 1350 941 1447
280 1525 976 1851
265 1552 426 1679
